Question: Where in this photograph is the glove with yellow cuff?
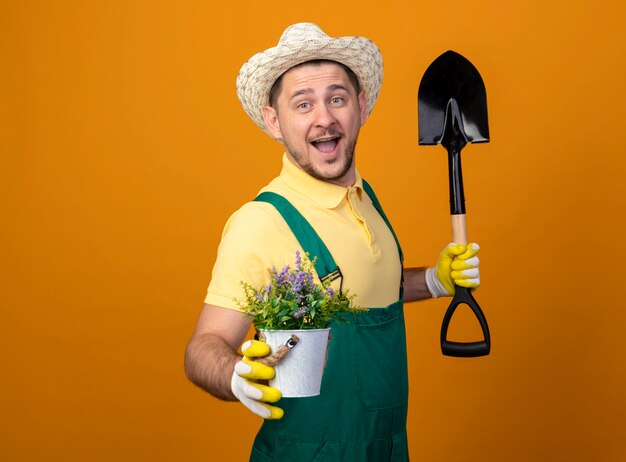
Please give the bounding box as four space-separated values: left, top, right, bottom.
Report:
230 339 284 420
425 242 481 298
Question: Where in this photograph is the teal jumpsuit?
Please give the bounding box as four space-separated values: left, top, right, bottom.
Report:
250 180 409 462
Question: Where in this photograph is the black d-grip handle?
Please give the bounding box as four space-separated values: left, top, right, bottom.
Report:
441 285 491 357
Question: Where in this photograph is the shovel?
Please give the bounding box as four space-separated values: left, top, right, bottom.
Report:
418 50 491 357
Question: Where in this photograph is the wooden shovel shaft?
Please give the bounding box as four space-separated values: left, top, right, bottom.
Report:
451 214 467 245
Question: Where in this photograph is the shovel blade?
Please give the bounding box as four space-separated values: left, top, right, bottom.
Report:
418 50 490 145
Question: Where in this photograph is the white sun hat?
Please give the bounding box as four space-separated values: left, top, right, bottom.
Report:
236 22 383 136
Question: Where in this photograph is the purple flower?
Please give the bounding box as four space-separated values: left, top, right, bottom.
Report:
290 270 306 293
295 250 302 269
294 307 307 318
278 264 289 281
326 287 335 297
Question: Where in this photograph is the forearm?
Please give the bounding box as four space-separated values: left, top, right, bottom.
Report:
184 332 240 401
402 267 433 303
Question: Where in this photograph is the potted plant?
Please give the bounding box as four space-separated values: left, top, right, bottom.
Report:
237 251 365 397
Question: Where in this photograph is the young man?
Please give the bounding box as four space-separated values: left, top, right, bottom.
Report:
185 23 480 461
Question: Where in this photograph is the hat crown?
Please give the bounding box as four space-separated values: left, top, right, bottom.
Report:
278 23 329 46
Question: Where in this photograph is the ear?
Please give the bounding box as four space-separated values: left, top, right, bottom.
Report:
263 106 283 140
358 91 368 126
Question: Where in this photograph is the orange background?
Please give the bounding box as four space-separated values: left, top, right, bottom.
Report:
2 1 625 461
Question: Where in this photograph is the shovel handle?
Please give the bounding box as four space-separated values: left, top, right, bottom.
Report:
441 285 491 357
440 115 490 356
441 213 491 357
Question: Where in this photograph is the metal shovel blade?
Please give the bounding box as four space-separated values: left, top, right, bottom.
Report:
418 50 489 145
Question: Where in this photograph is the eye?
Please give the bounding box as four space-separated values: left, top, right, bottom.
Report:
297 102 311 110
330 97 344 104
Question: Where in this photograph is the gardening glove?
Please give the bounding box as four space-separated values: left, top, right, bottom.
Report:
425 243 481 298
231 339 284 420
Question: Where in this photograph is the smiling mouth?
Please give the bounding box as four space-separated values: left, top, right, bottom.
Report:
310 137 340 154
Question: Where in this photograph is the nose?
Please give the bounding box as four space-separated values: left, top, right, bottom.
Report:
313 103 336 128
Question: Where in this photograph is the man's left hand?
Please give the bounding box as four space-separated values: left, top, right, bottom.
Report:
425 243 481 298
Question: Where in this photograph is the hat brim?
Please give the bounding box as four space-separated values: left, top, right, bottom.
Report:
236 34 383 137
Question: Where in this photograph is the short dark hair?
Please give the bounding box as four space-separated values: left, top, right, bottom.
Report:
268 60 361 109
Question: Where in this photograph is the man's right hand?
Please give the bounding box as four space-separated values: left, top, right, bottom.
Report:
231 339 284 420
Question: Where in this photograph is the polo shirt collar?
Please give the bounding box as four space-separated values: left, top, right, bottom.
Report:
280 153 364 209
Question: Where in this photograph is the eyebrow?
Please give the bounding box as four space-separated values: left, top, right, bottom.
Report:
288 84 350 102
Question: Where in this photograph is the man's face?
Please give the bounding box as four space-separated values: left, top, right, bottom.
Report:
263 62 367 187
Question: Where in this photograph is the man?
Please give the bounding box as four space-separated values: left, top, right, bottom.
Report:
185 23 480 461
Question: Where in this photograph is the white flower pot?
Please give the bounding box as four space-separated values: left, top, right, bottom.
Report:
259 328 330 398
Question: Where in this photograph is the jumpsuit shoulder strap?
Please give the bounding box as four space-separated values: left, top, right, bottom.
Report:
362 180 405 300
254 191 342 284
361 180 404 263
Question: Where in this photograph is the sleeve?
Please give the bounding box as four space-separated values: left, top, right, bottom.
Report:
204 201 301 311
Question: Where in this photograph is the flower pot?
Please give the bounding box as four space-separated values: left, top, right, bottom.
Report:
259 328 330 398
